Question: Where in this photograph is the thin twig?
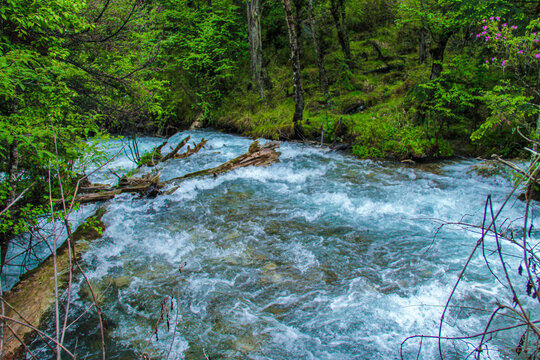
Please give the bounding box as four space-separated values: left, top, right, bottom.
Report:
0 182 36 218
0 315 76 358
401 320 540 359
437 181 521 358
5 322 39 360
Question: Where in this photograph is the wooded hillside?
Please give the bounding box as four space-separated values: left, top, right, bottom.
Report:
0 0 539 272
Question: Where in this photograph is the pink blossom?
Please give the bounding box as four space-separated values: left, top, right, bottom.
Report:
491 57 497 61
485 36 490 41
518 50 524 54
534 53 540 59
501 60 506 66
502 23 507 27
486 60 489 63
511 25 518 30
490 17 494 20
482 25 488 30
496 16 500 21
482 19 486 22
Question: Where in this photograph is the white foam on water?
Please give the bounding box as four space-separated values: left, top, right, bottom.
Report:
288 242 319 273
27 131 538 359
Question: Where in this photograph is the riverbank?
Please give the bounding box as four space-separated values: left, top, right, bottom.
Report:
1 209 106 359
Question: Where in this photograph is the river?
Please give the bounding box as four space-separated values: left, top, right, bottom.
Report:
26 130 538 359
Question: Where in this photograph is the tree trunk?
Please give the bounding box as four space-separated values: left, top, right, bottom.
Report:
419 27 429 64
282 0 305 139
429 33 451 80
330 0 352 69
307 0 330 102
246 0 265 101
1 140 18 271
293 0 305 59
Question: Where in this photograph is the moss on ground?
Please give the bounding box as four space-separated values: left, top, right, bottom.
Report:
210 34 468 160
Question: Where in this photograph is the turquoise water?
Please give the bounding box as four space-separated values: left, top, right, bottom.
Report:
29 130 537 359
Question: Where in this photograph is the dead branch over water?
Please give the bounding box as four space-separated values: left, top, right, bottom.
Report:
76 139 281 203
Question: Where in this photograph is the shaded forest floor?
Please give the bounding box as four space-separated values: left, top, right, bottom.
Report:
195 26 522 161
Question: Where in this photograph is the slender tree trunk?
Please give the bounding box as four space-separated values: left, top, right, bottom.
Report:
307 0 330 102
429 33 451 80
534 68 540 152
246 0 265 101
281 0 304 139
419 27 429 64
293 0 305 58
330 0 352 69
418 0 428 64
1 140 18 271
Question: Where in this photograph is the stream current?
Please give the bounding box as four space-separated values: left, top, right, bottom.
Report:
29 130 538 359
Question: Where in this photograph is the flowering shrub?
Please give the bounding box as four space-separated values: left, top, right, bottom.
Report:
471 18 540 142
477 17 539 68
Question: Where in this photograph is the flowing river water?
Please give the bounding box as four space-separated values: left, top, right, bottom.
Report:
24 130 538 359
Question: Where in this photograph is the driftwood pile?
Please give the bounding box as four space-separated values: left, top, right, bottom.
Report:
76 138 281 204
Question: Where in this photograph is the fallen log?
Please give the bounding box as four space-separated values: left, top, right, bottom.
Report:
165 140 280 187
76 172 163 204
159 136 191 162
1 208 107 359
370 40 390 64
172 138 208 160
75 140 281 202
492 153 540 201
362 63 404 75
1 140 282 357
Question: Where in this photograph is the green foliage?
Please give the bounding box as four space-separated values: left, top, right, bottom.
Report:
412 54 485 127
136 147 162 167
0 183 46 237
158 0 248 121
398 0 512 36
351 122 452 159
0 0 167 259
347 0 397 32
472 83 535 141
66 0 166 132
77 215 104 237
302 111 339 141
471 17 540 147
